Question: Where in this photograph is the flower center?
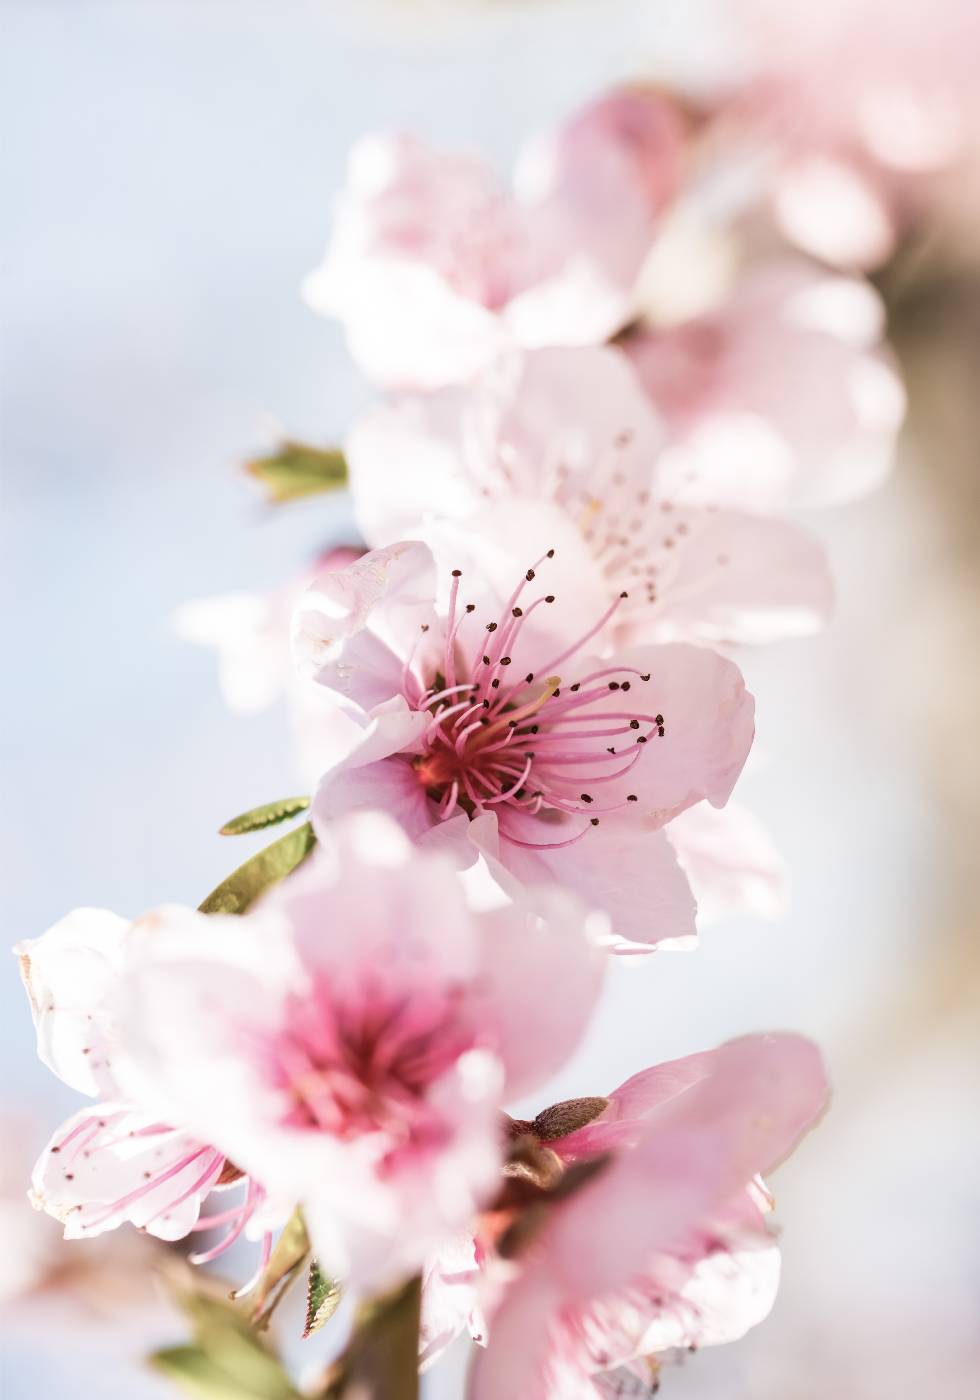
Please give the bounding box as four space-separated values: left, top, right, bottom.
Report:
407 555 666 849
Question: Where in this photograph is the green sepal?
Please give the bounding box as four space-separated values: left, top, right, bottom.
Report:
220 797 310 837
252 1208 311 1330
198 822 316 916
246 441 347 504
304 1259 343 1338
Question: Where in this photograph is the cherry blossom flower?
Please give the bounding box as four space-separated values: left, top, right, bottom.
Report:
304 90 686 388
623 260 905 511
109 813 605 1295
467 1034 829 1399
292 538 755 951
345 342 834 647
16 909 272 1282
726 0 980 268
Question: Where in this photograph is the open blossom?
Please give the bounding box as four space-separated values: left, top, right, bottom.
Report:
624 260 905 511
346 342 834 648
304 90 686 388
108 813 604 1294
292 538 755 951
467 1034 829 1399
16 910 271 1278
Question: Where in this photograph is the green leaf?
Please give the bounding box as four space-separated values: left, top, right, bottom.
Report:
246 441 348 504
153 1277 299 1400
151 1344 297 1400
198 822 316 916
220 797 310 837
304 1260 343 1339
320 1276 421 1400
251 1209 311 1330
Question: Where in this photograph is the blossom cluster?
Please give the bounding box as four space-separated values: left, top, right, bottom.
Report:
17 63 921 1399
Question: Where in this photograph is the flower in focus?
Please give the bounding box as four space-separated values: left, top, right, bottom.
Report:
304 90 687 388
16 910 272 1283
462 1034 829 1399
109 812 605 1295
346 342 835 648
292 539 755 951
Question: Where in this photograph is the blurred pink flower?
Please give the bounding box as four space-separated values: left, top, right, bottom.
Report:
727 0 980 267
624 261 905 510
346 343 834 648
16 910 270 1275
304 91 686 388
110 813 604 1295
467 1034 829 1399
175 545 364 786
292 539 755 952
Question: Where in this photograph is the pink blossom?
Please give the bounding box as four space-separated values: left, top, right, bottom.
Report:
469 1034 829 1399
346 343 834 647
624 261 905 511
16 910 270 1272
292 538 755 952
304 91 686 388
726 0 980 267
109 813 604 1294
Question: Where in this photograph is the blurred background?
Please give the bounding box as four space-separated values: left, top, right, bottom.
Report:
2 2 978 1397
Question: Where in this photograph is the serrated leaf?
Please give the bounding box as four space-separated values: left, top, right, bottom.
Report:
150 1344 297 1400
251 1209 311 1330
246 441 347 504
304 1259 342 1338
199 822 316 916
321 1276 421 1400
220 797 310 837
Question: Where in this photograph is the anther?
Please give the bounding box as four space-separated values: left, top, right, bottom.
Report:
512 607 523 617
629 720 640 730
491 678 500 689
637 736 647 744
590 817 600 826
526 568 536 581
620 591 628 599
465 603 476 613
627 794 638 802
483 655 491 665
545 595 555 603
451 569 462 578
547 549 555 558
421 624 429 632
580 793 593 804
501 657 512 666
621 682 631 691
655 714 664 725
570 683 580 692
640 673 651 681
608 681 620 690
486 622 498 632
525 673 534 683
483 699 491 709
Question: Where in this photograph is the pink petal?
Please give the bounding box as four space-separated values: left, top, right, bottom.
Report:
667 801 790 924
16 908 130 1098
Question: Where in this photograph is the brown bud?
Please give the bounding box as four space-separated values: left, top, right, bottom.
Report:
533 1096 609 1142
